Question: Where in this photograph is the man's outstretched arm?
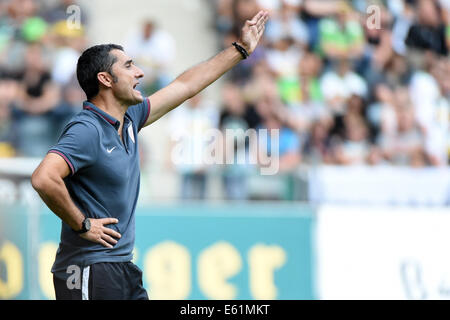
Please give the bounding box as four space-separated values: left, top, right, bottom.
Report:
142 10 268 127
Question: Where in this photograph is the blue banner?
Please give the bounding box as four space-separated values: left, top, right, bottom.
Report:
1 202 315 300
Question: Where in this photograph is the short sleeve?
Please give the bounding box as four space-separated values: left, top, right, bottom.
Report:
127 97 151 132
48 121 99 175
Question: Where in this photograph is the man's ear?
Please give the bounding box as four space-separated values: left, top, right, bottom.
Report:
97 72 113 88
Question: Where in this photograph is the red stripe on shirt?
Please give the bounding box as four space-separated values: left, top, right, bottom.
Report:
140 97 151 131
48 150 75 175
83 106 116 125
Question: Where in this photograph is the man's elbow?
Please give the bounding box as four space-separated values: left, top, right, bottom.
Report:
31 169 52 193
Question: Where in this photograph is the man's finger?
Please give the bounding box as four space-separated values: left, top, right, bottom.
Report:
100 218 119 225
251 10 264 22
257 20 265 32
249 10 264 24
98 238 113 248
256 12 268 27
258 25 265 36
257 11 268 21
256 15 267 32
102 226 121 239
101 234 118 245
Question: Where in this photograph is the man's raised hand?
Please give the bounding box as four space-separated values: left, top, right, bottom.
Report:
238 10 269 55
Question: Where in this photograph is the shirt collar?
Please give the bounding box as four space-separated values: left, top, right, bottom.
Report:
83 101 120 130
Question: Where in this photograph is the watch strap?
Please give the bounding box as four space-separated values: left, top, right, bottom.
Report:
75 218 90 234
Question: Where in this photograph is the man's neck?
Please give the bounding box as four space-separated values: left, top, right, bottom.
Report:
90 94 128 136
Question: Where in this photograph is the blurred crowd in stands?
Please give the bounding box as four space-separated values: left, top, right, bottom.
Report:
210 0 450 170
0 0 178 159
0 0 87 158
169 0 450 200
0 0 449 200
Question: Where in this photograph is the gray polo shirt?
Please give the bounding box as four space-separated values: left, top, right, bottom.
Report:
48 99 150 272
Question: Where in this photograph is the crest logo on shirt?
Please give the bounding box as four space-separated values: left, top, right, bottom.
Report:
128 124 135 143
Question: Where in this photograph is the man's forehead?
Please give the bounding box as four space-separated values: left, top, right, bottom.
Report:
111 49 131 63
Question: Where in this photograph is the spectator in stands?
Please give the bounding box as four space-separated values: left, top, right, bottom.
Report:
232 0 261 37
214 0 234 37
259 113 302 172
125 19 176 95
265 0 309 49
11 43 72 157
379 105 427 166
405 0 449 56
5 0 37 25
276 51 331 153
366 83 398 142
0 78 19 157
255 79 302 172
317 1 365 62
50 20 87 86
361 2 398 88
302 119 334 164
0 1 46 74
271 43 317 107
409 53 449 166
264 0 309 89
333 114 371 165
301 0 345 50
219 83 261 200
169 94 219 200
320 58 368 115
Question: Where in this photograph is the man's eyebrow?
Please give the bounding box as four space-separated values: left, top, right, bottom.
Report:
124 59 133 66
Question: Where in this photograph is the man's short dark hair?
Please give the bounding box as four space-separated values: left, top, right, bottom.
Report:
76 44 124 100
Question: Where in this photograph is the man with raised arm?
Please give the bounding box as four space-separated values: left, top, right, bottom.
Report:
31 11 268 300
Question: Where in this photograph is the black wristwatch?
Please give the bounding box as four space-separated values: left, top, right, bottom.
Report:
75 218 91 234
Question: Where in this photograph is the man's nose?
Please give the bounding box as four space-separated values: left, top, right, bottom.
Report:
135 67 144 79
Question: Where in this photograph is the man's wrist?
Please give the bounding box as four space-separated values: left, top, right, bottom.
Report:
74 217 91 234
236 41 251 53
232 42 250 59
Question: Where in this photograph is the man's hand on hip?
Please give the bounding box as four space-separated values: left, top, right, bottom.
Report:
79 218 122 248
